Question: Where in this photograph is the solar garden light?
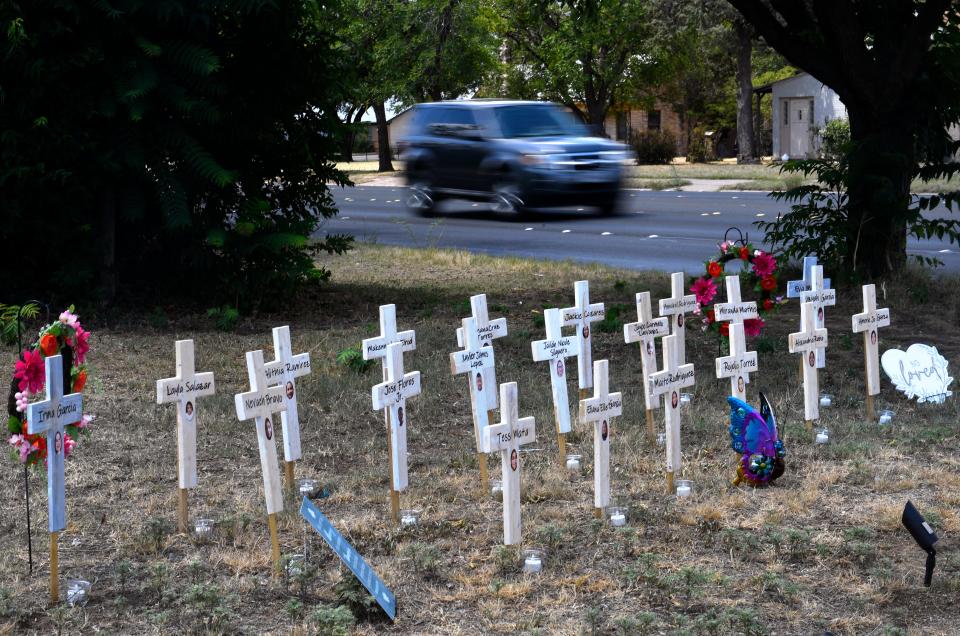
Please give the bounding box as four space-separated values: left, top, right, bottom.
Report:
901 500 938 587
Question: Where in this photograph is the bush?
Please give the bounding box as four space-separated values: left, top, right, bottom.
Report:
686 127 715 163
820 119 850 160
630 130 677 165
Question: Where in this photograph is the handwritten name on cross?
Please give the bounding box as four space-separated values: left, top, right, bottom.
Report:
28 354 82 533
156 339 216 491
372 342 422 492
649 335 695 482
578 359 622 512
531 308 580 436
450 316 496 452
789 302 829 423
715 322 758 401
799 266 836 369
362 304 417 373
456 294 507 411
658 272 698 362
483 382 536 546
714 276 759 327
264 326 311 463
787 256 832 298
852 284 891 396
562 280 605 390
234 350 287 515
624 291 670 411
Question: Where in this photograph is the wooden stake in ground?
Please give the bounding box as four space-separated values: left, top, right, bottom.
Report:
624 291 669 443
658 272 698 363
852 284 890 421
648 335 695 494
456 294 507 412
450 316 497 492
27 354 82 604
483 382 536 545
156 340 215 532
372 342 422 524
799 265 836 369
265 326 311 490
715 322 757 401
787 255 832 298
531 308 580 462
562 280 605 391
233 350 287 573
578 360 623 517
788 301 829 431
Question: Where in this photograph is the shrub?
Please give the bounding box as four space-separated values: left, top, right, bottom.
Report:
820 119 850 160
631 129 677 165
686 127 715 163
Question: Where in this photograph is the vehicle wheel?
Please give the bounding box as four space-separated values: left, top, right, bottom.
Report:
491 180 527 219
407 182 437 216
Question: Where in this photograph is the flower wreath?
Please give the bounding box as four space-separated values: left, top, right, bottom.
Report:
690 240 787 338
7 307 94 466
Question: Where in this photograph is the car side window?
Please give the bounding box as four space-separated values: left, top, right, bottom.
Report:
415 107 476 134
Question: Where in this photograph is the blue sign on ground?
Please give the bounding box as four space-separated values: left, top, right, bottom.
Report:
299 497 397 620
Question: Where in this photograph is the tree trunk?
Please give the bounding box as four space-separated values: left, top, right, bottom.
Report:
99 185 117 302
734 19 756 164
374 101 394 172
585 99 607 137
845 107 914 277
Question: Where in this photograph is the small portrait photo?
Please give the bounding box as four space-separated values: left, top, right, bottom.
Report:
475 372 483 392
557 360 564 377
737 376 745 394
677 313 684 328
601 419 608 441
808 351 816 367
184 400 195 421
285 381 295 400
264 417 273 440
671 391 679 409
870 330 877 345
646 341 654 356
817 307 824 323
582 326 590 340
54 431 62 455
397 406 405 427
510 449 518 471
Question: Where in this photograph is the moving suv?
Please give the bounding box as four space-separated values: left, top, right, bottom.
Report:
402 100 630 216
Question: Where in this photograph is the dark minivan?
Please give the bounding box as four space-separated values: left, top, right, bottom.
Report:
401 100 630 216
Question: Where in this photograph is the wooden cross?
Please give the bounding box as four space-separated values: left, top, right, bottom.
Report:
372 342 422 523
156 339 215 532
450 316 496 492
787 255 832 298
530 307 579 461
852 283 890 420
648 334 695 494
27 354 82 603
265 326 311 488
561 280 605 391
455 294 507 412
234 349 287 572
483 382 536 546
624 291 669 443
578 359 622 517
789 301 829 429
799 266 836 369
715 322 758 401
658 272 698 363
714 276 759 327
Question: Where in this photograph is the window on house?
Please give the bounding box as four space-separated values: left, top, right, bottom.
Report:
647 110 661 131
783 103 789 126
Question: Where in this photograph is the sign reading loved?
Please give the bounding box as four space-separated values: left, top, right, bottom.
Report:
300 497 397 620
881 344 954 404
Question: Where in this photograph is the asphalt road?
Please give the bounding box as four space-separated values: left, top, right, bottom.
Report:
321 186 959 273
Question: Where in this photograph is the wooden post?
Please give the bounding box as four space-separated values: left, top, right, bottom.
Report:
645 409 655 445
267 513 281 575
49 531 58 604
284 461 295 491
866 394 876 422
557 432 566 463
666 471 675 495
478 453 489 492
178 488 188 533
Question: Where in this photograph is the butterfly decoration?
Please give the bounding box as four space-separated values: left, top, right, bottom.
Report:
727 392 786 486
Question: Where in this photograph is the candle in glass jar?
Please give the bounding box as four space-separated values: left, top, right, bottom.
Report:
523 556 542 573
819 394 832 407
676 485 691 498
565 454 581 472
815 431 829 444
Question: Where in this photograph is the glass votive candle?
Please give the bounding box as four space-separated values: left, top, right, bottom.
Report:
565 454 582 473
675 479 693 498
490 479 503 498
285 554 305 578
194 518 214 542
399 509 420 527
815 428 830 444
679 393 693 406
819 393 833 408
522 548 545 574
878 410 895 425
656 432 666 448
66 578 91 607
607 506 628 527
298 479 319 498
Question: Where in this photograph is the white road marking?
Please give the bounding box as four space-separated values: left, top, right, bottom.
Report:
601 231 612 236
577 208 585 211
562 229 572 233
524 227 534 231
938 249 952 253
701 212 710 216
756 213 765 217
711 211 721 215
341 216 351 220
648 234 659 238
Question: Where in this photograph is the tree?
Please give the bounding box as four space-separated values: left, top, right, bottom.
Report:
728 0 960 277
733 16 756 163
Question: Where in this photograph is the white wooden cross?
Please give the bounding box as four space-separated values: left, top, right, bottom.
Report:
789 301 829 424
852 283 891 409
658 272 698 363
28 354 83 534
578 359 622 513
264 326 311 467
372 342 422 492
450 316 496 453
456 294 507 411
624 291 669 412
156 340 216 491
715 322 758 401
648 334 695 492
714 276 759 327
799 266 836 368
787 255 832 298
530 308 580 439
483 382 536 546
561 280 605 390
362 304 416 372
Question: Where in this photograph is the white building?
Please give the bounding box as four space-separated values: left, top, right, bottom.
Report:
769 72 847 159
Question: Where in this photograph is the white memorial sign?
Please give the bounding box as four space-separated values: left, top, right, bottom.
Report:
799 265 836 368
264 326 311 465
648 334 695 491
624 291 669 412
562 280 605 390
852 284 891 398
789 301 828 424
578 359 622 513
372 342 422 492
450 316 496 452
456 294 507 411
715 322 758 401
787 255 832 298
531 308 579 439
658 272 698 363
881 344 953 404
714 276 759 326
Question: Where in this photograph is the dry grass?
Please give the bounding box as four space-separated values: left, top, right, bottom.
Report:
2 244 959 634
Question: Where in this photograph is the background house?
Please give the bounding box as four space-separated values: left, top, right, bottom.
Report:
766 72 848 159
601 100 687 154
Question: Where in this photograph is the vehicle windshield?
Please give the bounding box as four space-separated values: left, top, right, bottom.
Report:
493 104 588 138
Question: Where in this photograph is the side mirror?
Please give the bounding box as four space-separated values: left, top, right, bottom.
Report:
902 500 938 586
